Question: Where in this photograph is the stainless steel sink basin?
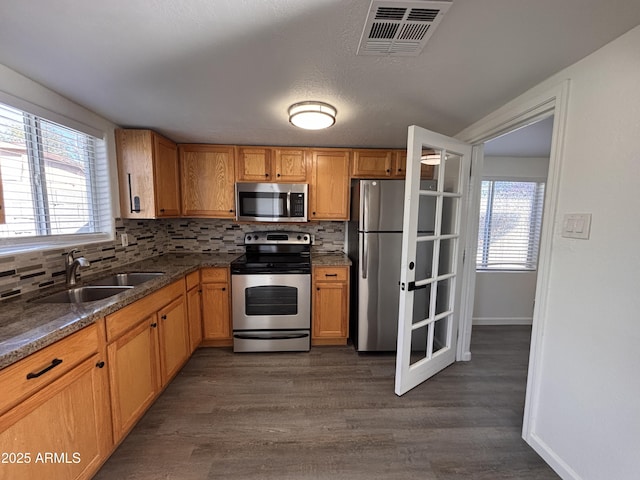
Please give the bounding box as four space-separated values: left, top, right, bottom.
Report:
32 286 133 304
89 272 165 287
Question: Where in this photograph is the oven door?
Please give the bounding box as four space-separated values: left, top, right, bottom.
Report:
232 273 311 330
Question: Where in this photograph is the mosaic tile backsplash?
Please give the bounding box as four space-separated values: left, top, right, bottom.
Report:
0 219 346 300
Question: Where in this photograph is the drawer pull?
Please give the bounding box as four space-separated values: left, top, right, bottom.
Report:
324 273 338 277
26 358 63 380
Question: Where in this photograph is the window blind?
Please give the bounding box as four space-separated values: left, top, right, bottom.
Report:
476 180 545 270
0 102 111 242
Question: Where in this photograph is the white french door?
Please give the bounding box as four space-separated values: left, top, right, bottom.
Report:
394 125 472 396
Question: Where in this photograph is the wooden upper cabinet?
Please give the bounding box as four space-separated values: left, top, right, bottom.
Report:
395 150 434 179
309 149 350 221
351 149 394 177
235 147 271 182
273 148 308 182
115 129 181 219
236 147 308 182
179 145 236 218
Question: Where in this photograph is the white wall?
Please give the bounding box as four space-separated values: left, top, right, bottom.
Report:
464 25 640 480
473 156 549 325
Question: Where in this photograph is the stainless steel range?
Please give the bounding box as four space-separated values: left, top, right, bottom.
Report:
230 231 312 352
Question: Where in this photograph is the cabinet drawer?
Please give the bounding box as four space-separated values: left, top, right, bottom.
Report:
201 267 229 283
0 323 99 415
313 266 349 282
186 270 200 291
106 279 184 342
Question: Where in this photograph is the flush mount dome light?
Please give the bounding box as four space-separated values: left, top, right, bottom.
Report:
288 101 336 130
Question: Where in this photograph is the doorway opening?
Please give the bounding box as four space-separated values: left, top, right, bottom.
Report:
472 116 553 328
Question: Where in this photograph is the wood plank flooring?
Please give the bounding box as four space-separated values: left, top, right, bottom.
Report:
94 326 559 479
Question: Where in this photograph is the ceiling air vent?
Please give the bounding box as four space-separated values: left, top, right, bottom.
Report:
357 0 452 56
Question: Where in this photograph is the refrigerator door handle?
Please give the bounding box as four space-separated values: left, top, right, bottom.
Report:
362 182 369 232
362 234 368 279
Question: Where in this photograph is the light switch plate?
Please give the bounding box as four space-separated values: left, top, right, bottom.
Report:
561 213 591 239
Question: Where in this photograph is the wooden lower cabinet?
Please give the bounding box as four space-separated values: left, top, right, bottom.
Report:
0 352 111 480
201 267 232 346
312 266 350 345
157 296 190 386
105 279 188 444
107 317 159 442
186 272 203 353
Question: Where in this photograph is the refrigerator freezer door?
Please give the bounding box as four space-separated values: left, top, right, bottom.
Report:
359 180 435 233
357 232 433 351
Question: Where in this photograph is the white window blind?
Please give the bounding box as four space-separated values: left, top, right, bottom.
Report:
476 180 545 270
0 102 111 247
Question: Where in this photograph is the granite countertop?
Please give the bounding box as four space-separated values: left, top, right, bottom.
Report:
0 251 351 370
0 253 239 370
311 252 352 266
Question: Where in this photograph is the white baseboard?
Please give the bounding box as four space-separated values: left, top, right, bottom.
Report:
527 431 582 480
473 317 533 325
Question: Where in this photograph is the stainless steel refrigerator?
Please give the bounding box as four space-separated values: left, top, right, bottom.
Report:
347 179 436 351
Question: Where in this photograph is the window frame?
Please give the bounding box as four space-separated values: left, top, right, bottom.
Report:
476 176 546 272
0 99 113 256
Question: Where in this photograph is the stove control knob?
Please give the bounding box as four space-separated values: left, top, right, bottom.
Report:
297 235 302 240
303 235 309 241
253 235 259 240
246 235 251 242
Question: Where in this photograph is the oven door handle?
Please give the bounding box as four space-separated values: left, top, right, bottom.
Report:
234 332 309 340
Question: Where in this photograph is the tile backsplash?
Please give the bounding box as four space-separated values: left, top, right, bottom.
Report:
0 219 345 300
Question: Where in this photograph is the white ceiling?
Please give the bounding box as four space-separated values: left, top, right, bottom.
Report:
484 116 554 157
1 1 639 149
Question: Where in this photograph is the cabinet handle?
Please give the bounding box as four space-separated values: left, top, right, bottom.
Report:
265 173 269 177
312 211 316 216
277 173 281 177
161 314 167 320
229 209 234 213
128 174 141 213
221 287 226 291
151 322 158 328
325 273 338 277
386 169 390 173
160 208 165 213
96 361 105 369
316 287 320 291
26 358 63 380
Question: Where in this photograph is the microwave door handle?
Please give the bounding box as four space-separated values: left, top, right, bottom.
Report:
286 191 291 217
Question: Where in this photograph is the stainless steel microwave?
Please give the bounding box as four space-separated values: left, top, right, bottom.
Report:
235 183 308 222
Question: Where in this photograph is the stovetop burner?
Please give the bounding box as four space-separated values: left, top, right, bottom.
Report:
231 231 312 275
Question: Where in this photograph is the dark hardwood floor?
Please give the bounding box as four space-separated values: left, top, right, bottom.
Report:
94 326 559 479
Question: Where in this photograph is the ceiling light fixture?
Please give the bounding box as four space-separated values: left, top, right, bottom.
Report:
420 153 441 165
288 101 336 130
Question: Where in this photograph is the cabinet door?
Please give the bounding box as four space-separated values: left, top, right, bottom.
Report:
273 148 308 182
115 129 156 219
107 318 159 442
313 281 349 343
236 147 271 181
395 151 434 179
309 149 350 221
157 296 190 387
153 134 181 217
0 354 111 480
201 282 231 342
180 145 236 217
351 149 393 177
187 286 203 353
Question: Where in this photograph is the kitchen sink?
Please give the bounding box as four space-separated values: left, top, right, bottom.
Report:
32 286 133 304
89 272 165 286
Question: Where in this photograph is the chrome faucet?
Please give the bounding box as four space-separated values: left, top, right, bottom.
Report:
65 249 90 286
